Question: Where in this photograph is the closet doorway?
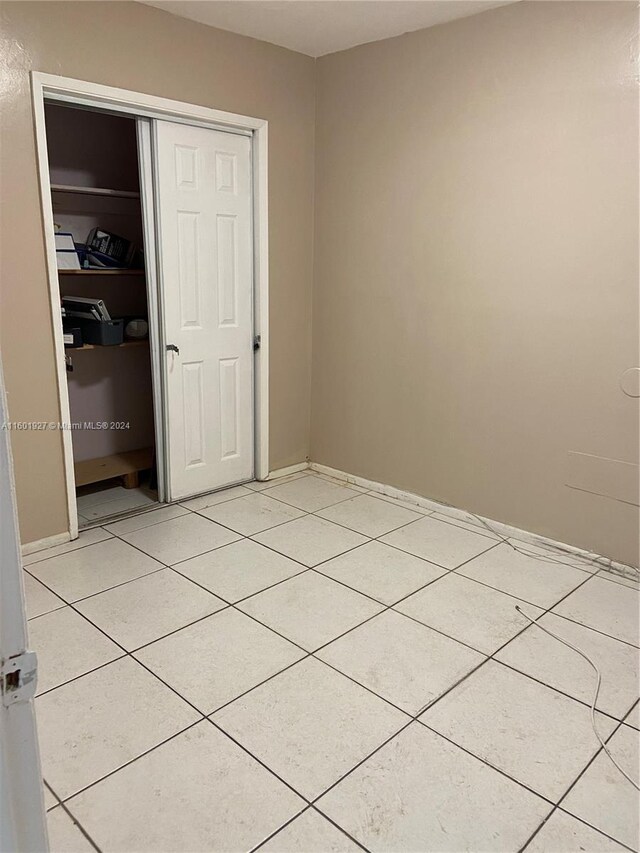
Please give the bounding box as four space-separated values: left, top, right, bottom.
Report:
46 104 159 525
33 73 269 538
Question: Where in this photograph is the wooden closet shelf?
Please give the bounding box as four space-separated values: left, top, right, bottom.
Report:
75 447 154 489
72 340 149 352
51 184 140 199
58 269 145 276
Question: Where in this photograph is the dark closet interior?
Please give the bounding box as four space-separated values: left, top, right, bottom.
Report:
45 103 158 525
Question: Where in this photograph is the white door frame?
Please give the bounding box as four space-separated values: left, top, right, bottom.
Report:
30 72 269 538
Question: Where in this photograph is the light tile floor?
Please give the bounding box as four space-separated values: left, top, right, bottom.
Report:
23 472 639 852
76 484 158 525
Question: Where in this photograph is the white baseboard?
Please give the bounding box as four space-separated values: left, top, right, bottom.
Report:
21 531 71 556
310 462 635 573
265 461 310 481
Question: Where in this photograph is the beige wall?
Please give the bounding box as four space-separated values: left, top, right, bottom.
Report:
2 1 638 565
0 1 315 544
312 2 640 565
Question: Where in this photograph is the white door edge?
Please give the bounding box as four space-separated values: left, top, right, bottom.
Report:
0 357 48 853
136 117 168 502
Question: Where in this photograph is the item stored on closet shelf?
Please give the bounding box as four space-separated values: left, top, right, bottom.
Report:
75 318 124 346
124 319 149 340
86 228 137 267
55 232 81 270
61 296 111 322
62 325 83 348
61 296 123 346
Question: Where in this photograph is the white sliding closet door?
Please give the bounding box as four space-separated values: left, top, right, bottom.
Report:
154 121 253 500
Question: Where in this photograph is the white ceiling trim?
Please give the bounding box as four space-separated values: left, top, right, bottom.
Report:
140 1 517 58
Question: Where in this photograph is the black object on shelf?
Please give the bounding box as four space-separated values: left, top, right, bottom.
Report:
86 228 137 267
62 325 83 348
76 318 124 346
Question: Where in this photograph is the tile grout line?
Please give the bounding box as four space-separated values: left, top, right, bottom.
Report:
290 565 611 841
41 522 602 727
212 541 618 830
33 540 521 830
30 481 624 633
52 718 205 810
44 628 632 849
106 517 640 652
295 569 623 822
50 793 104 853
518 707 639 853
30 478 637 849
24 562 168 611
35 504 613 726
29 500 619 726
249 802 371 853
246 804 312 853
22 533 116 569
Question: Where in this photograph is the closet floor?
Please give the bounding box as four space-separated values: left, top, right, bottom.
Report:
77 483 157 525
23 472 639 852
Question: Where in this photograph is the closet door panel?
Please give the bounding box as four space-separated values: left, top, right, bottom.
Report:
154 122 253 499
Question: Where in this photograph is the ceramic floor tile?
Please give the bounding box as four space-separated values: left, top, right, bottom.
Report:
79 490 157 521
173 538 304 603
312 476 369 495
28 537 164 602
319 540 445 605
597 567 640 591
47 807 95 852
317 722 551 852
457 542 589 608
43 783 58 810
265 475 362 512
562 725 639 850
253 515 368 568
118 512 241 565
22 528 113 567
318 610 484 714
524 810 627 853
28 607 122 695
238 570 383 651
198 492 305 535
316 494 422 538
430 510 503 540
553 576 639 647
180 484 253 510
76 485 135 510
214 657 407 800
23 573 65 620
380 515 496 569
37 657 199 800
625 703 639 730
395 572 544 654
135 608 305 714
68 722 304 853
245 471 310 491
496 613 640 721
103 504 188 535
374 493 433 513
260 808 361 852
503 538 600 574
75 569 226 651
421 660 617 802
